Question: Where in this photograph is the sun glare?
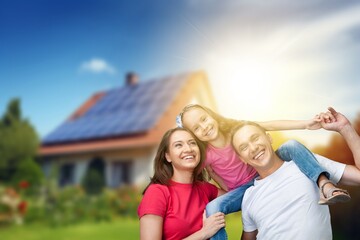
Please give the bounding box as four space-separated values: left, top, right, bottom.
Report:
207 54 278 119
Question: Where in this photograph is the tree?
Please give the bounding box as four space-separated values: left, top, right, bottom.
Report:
1 98 21 126
0 98 40 181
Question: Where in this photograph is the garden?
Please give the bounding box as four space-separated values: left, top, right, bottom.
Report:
0 99 243 239
0 181 243 239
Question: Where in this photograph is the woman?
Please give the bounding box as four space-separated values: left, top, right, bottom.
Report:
138 128 226 240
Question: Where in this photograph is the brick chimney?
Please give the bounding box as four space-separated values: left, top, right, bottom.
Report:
125 72 139 86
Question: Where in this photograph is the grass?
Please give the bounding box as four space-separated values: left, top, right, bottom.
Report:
0 217 139 240
0 213 243 240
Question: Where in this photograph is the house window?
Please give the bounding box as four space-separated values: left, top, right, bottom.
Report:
59 163 75 187
111 161 132 187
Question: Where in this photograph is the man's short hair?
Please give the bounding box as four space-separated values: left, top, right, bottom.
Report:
230 121 267 153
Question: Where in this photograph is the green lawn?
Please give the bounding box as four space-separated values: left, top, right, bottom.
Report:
0 213 243 240
0 217 139 240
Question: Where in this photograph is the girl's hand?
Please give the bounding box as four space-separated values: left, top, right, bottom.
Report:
306 117 322 130
309 109 337 130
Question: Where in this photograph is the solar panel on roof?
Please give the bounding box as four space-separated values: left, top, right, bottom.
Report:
42 73 191 144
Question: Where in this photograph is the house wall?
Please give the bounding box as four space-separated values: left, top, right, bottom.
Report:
41 146 156 188
42 156 90 186
133 147 157 186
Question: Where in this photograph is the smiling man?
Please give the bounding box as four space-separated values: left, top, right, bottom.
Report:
230 108 360 240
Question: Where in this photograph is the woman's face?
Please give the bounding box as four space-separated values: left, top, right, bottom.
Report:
182 107 219 142
165 130 201 172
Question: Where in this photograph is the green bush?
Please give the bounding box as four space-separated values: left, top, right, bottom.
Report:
43 185 113 227
2 179 143 227
82 169 105 195
11 158 44 196
45 185 86 227
23 197 45 224
108 185 142 218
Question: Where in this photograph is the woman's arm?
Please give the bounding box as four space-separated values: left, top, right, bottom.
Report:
206 165 229 192
183 211 225 240
140 214 163 240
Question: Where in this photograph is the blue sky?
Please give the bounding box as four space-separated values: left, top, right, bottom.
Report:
1 0 360 148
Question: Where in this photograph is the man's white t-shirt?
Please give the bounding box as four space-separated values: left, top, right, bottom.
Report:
241 155 346 240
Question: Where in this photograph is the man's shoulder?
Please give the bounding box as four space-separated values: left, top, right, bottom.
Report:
242 163 299 206
242 184 256 207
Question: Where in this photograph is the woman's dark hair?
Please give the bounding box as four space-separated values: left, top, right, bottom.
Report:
143 127 207 194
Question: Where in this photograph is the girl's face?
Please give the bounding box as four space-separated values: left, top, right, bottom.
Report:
165 130 201 172
182 107 219 142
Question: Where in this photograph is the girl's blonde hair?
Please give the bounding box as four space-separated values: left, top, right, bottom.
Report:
179 104 242 143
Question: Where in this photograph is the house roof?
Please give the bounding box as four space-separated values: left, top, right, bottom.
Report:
43 73 190 144
39 71 216 157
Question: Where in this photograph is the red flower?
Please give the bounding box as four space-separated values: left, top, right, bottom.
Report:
18 201 28 215
19 180 30 189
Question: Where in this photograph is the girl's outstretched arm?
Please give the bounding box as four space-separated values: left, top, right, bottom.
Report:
256 117 322 131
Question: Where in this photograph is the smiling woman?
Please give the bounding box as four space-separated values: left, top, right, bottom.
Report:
138 127 225 240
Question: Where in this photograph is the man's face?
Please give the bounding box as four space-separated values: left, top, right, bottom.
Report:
232 125 275 170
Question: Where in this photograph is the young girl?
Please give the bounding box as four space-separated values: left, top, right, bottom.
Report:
177 104 350 240
138 128 226 240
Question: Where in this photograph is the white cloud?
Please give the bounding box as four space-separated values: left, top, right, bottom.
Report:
273 4 360 57
79 58 116 74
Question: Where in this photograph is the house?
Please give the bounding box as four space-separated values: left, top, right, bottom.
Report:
39 71 216 188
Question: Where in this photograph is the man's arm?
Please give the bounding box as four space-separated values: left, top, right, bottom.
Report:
241 230 257 240
334 123 360 186
320 107 360 186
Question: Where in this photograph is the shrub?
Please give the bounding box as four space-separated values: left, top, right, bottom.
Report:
110 185 142 218
0 186 26 224
42 185 113 227
23 197 45 224
11 158 44 196
82 169 105 195
2 181 143 226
